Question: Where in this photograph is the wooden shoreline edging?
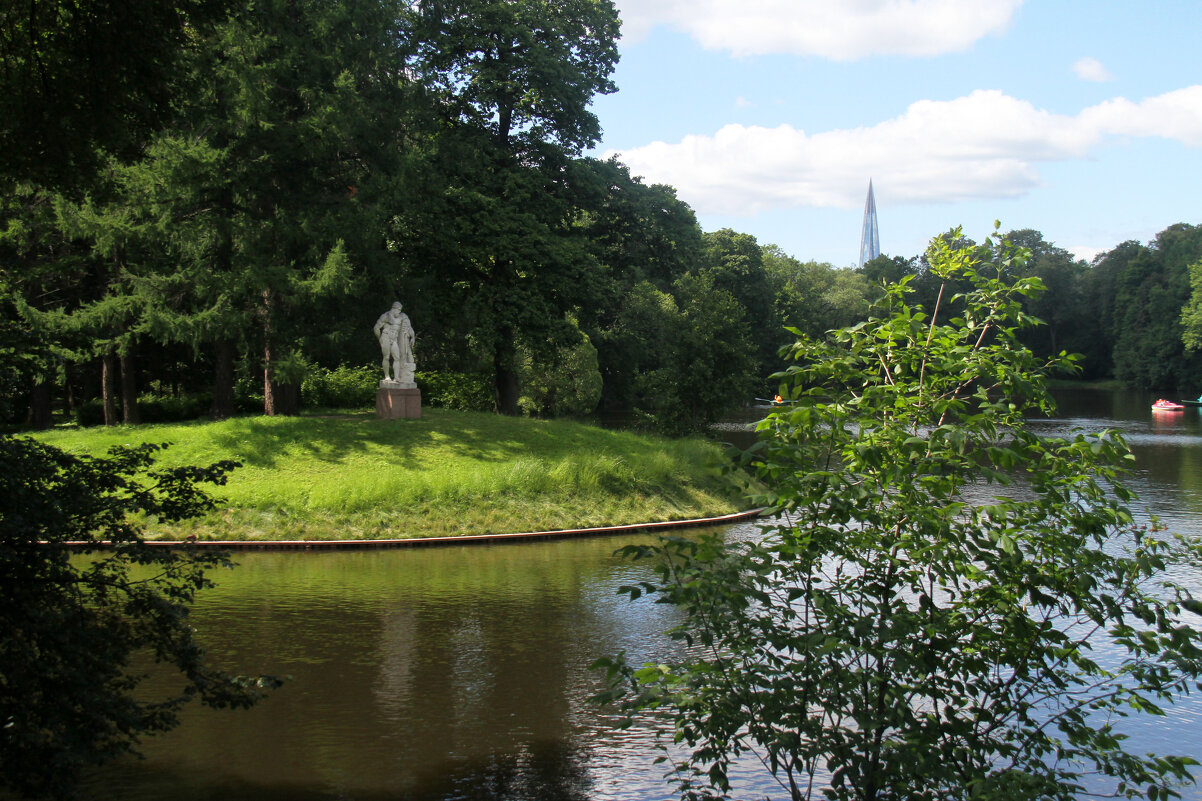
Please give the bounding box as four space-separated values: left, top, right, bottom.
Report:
63 508 767 551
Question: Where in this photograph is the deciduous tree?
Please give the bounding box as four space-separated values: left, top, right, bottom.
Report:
597 226 1202 800
403 0 619 413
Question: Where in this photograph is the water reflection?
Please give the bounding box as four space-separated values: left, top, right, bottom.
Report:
1032 390 1202 523
82 537 695 801
82 389 1202 800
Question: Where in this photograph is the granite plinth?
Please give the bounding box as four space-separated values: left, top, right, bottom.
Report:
376 386 421 419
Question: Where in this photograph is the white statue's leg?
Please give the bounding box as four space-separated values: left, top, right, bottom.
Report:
390 344 402 383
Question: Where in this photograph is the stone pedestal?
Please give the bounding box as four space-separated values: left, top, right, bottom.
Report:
376 386 421 419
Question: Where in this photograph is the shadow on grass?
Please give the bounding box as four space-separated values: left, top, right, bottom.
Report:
204 409 669 470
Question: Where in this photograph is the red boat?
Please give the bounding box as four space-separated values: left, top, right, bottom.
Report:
1152 399 1185 411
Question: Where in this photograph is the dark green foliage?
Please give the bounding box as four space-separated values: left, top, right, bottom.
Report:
417 371 495 412
598 275 758 436
569 157 704 296
14 0 1196 429
0 436 279 800
1004 229 1089 367
1179 259 1202 353
0 288 50 424
593 281 679 422
45 0 418 418
597 226 1202 800
701 229 778 376
301 365 379 409
1110 225 1202 389
854 225 1202 387
0 185 102 424
570 158 717 424
399 133 596 414
400 0 620 413
517 330 603 418
0 0 229 190
768 246 873 340
860 253 918 288
74 394 215 427
408 0 619 154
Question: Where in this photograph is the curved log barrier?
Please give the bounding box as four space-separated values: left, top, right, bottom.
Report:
63 508 767 551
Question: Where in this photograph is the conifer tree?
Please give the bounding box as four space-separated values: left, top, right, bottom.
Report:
63 0 413 416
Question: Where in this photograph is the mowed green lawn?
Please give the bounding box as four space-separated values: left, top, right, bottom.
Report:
33 409 754 540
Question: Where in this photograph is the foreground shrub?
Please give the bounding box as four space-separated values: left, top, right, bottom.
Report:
596 226 1202 800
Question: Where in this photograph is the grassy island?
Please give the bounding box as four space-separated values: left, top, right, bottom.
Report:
32 409 754 541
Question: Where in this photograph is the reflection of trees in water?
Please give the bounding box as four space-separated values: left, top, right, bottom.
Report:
84 537 707 801
367 575 600 799
437 742 593 801
1167 438 1202 519
83 741 594 801
1046 388 1202 527
374 607 417 719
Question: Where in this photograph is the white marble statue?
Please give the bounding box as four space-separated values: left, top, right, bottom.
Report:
373 301 416 387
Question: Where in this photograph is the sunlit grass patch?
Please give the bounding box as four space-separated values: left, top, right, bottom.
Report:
33 409 753 540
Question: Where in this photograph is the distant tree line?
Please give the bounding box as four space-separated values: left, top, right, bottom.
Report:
3 1 1202 438
864 223 1202 390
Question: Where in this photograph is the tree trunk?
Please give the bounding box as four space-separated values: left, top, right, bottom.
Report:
120 350 140 424
211 338 236 419
101 352 119 426
263 340 278 416
263 341 300 416
29 380 52 429
262 285 301 417
263 363 300 416
262 288 280 416
494 333 520 416
65 362 78 413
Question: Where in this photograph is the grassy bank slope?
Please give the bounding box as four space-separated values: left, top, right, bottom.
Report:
33 409 753 540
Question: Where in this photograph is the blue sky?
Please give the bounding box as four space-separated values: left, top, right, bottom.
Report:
587 0 1202 267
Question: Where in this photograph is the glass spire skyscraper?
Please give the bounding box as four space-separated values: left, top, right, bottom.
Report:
858 179 880 269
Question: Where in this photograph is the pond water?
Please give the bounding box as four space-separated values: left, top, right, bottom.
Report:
84 389 1202 800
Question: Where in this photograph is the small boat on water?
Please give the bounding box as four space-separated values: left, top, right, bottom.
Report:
1181 396 1202 407
1152 398 1186 411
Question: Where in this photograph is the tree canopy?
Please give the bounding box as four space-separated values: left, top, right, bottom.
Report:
0 0 230 189
3 0 1201 431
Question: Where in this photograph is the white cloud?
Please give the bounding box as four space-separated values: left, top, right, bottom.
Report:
605 86 1202 216
735 96 754 108
1068 245 1106 263
1082 86 1202 147
1073 57 1112 82
615 0 1023 59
